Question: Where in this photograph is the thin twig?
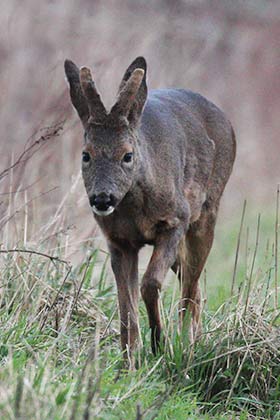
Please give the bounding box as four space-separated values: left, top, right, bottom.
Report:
231 200 246 297
244 214 261 315
275 185 279 309
0 248 70 267
0 122 64 182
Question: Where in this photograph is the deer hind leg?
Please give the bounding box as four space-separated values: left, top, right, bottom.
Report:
173 205 217 343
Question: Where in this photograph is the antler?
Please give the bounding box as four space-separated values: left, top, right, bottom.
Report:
109 68 145 121
79 67 107 124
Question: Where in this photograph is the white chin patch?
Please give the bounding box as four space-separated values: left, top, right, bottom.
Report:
92 206 115 217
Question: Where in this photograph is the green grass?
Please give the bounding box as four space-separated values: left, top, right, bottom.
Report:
0 204 279 420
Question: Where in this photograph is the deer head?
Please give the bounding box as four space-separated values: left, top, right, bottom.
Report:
64 57 147 216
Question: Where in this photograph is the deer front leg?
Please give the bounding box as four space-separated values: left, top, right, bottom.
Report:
109 244 139 362
141 226 184 354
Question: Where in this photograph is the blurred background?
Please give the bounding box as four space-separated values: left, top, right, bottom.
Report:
0 0 279 273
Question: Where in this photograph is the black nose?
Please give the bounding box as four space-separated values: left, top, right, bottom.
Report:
90 193 115 211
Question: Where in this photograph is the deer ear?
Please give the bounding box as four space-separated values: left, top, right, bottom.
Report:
118 56 147 90
64 59 89 127
111 56 147 126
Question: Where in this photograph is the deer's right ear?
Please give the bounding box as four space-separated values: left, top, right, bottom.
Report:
64 59 89 127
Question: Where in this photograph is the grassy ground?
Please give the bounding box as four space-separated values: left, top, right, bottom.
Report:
0 202 279 420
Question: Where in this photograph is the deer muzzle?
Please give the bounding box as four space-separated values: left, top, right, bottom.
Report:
90 192 116 217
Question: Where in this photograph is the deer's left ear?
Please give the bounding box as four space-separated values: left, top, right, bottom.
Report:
110 57 148 126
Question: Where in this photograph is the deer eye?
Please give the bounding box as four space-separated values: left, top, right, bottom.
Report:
123 152 133 164
82 152 90 163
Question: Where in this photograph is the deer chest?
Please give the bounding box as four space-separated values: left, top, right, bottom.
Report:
97 209 181 249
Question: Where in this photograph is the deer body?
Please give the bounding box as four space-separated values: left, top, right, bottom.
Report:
65 57 236 357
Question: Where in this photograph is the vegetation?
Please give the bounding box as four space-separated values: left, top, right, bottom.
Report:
0 197 279 419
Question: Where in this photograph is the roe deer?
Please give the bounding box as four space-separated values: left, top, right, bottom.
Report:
64 56 236 358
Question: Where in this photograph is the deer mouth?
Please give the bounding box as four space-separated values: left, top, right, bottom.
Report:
92 205 115 217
